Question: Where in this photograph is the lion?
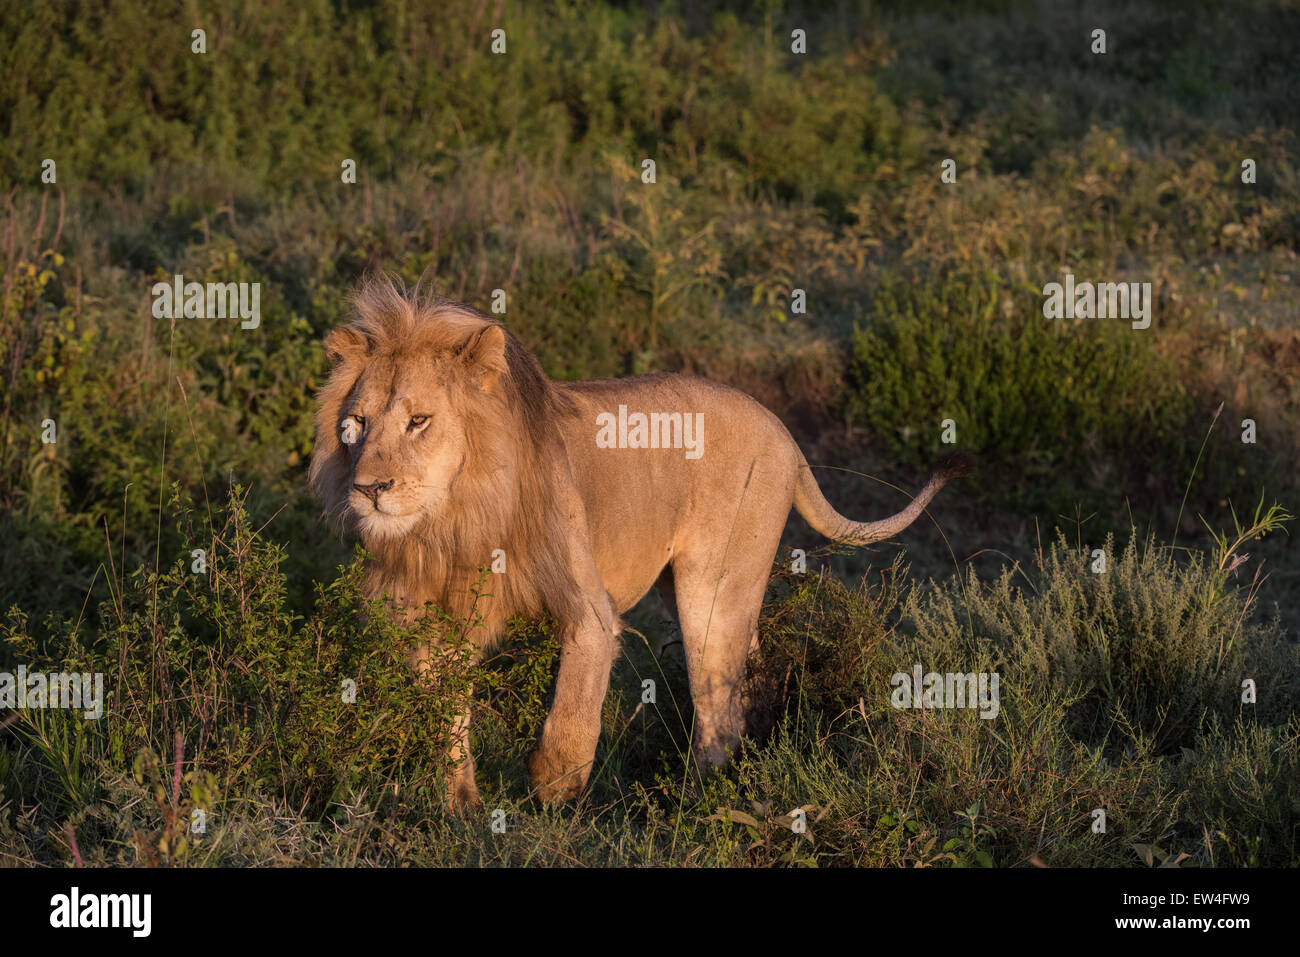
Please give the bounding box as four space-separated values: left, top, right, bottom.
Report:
309 277 973 810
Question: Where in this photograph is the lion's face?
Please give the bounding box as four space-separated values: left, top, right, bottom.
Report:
310 309 509 545
335 355 471 541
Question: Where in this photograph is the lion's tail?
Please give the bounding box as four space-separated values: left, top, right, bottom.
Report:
792 450 976 546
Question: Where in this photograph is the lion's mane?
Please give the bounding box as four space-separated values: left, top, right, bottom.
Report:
308 278 583 637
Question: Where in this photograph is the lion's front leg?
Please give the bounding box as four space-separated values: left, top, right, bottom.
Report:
527 595 620 803
445 699 482 813
411 642 482 814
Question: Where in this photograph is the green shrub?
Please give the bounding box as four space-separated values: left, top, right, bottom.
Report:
896 529 1298 753
845 271 1196 506
2 0 1298 868
1 489 481 862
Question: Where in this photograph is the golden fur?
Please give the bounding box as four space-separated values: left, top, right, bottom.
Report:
310 277 973 809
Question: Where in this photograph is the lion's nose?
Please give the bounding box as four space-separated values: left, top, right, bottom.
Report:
352 479 394 506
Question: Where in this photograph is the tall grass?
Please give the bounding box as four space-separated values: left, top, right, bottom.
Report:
1 489 1294 866
1 0 1298 867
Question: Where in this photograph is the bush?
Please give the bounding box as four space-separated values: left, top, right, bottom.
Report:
897 530 1298 753
845 270 1196 507
738 518 1298 866
1 490 480 862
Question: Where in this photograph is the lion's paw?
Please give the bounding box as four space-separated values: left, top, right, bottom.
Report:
447 775 483 815
526 748 588 804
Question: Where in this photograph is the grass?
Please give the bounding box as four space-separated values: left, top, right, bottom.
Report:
0 488 1294 867
1 0 1298 866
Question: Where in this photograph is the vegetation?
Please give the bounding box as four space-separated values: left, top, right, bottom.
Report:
1 0 1297 866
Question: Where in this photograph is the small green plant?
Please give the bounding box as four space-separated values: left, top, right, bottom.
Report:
1200 494 1292 601
942 802 996 868
603 155 724 356
129 733 219 868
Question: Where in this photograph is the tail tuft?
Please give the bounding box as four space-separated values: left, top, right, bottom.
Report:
935 451 977 481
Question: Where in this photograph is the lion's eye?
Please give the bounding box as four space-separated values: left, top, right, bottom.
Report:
340 415 364 445
407 415 429 431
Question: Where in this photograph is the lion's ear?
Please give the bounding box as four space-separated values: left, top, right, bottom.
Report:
324 326 367 368
459 324 507 390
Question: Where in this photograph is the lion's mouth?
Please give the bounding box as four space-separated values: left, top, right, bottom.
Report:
351 494 408 518
348 483 403 520
355 505 421 541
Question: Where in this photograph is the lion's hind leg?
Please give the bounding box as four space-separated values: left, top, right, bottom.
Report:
670 548 773 768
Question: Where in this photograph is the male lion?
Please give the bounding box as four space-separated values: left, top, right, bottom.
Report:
310 277 972 810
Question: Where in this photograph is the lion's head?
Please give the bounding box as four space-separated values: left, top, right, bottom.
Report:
309 280 510 543
309 277 582 624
